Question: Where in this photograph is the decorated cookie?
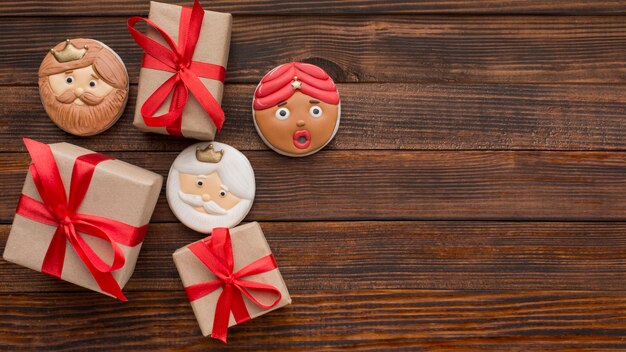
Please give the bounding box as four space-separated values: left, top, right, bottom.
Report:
167 142 255 233
38 39 129 136
253 62 341 157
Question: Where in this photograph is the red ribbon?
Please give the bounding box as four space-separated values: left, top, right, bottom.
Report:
185 228 282 342
127 0 226 137
15 139 149 301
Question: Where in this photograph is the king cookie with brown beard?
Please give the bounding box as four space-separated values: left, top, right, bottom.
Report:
38 39 129 136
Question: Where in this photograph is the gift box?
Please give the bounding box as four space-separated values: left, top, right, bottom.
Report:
3 139 162 301
173 222 291 342
128 0 232 140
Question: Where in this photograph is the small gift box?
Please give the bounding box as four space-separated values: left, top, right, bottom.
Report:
173 222 291 342
3 139 162 301
128 0 232 140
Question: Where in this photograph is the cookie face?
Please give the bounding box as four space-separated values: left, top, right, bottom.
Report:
166 142 255 233
38 39 129 136
253 62 341 157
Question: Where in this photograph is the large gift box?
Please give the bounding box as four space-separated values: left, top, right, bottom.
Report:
173 222 291 342
128 0 232 140
3 139 162 301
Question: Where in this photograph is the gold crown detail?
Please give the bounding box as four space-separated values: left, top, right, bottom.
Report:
196 144 224 163
50 39 88 63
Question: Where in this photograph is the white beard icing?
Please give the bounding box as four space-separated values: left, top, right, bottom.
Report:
177 190 228 215
167 169 254 233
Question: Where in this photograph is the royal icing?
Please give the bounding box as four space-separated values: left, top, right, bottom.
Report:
166 142 255 233
253 62 341 157
38 39 129 136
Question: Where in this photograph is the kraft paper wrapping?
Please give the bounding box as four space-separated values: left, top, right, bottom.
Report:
133 1 232 140
3 142 163 298
173 222 291 336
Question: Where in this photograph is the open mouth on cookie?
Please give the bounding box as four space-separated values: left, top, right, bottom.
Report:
293 130 311 149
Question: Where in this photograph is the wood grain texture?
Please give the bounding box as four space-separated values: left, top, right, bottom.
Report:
4 83 626 152
2 290 626 351
2 1 626 350
3 1 626 16
1 221 626 294
3 151 625 223
4 16 626 85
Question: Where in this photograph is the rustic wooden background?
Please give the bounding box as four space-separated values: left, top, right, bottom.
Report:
2 0 626 350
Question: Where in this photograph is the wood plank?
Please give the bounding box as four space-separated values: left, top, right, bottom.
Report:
1 221 626 293
4 16 626 85
2 290 626 350
2 151 626 222
4 83 626 152
3 1 626 16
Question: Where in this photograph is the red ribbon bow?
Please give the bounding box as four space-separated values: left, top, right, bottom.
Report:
185 228 282 342
15 139 148 301
127 0 226 137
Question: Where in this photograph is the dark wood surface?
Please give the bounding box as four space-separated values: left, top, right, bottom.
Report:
1 1 626 350
5 16 626 85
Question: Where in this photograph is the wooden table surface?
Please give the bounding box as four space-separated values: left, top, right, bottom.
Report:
2 1 626 350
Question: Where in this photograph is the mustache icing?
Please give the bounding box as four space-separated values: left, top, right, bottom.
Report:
56 89 105 106
178 190 228 215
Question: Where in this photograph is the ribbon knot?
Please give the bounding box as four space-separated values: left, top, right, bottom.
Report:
60 216 73 227
184 228 282 343
224 275 235 285
127 0 226 138
15 139 150 301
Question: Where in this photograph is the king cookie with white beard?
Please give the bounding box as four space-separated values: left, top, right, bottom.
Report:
166 142 255 233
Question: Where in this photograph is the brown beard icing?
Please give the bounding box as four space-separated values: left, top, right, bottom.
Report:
55 88 105 106
38 38 128 136
39 77 126 136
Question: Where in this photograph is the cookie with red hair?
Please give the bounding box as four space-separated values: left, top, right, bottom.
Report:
253 62 341 157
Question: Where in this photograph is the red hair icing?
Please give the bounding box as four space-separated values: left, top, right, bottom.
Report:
253 62 340 110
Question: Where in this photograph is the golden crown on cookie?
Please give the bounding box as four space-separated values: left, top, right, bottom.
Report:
196 144 224 163
50 39 88 63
